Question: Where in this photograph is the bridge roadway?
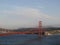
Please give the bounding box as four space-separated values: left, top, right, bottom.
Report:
0 30 45 36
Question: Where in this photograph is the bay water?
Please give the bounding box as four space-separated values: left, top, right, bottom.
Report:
0 34 60 45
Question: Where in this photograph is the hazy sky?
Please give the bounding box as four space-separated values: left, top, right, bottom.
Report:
0 0 60 29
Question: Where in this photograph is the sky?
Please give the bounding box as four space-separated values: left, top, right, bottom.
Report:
0 0 60 29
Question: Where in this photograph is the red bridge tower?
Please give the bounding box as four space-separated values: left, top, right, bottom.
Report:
38 21 43 37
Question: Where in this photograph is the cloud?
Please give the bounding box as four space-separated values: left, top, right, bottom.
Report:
0 6 60 29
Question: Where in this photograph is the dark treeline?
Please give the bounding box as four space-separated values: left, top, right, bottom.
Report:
13 27 60 32
46 27 60 31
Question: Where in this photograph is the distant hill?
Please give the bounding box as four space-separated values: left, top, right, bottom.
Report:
0 27 60 32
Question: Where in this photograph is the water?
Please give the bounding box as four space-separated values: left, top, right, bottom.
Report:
0 34 60 45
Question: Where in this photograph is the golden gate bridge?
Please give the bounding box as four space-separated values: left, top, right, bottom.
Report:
0 21 46 37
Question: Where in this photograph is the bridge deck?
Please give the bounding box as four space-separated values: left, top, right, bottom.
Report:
0 30 45 36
